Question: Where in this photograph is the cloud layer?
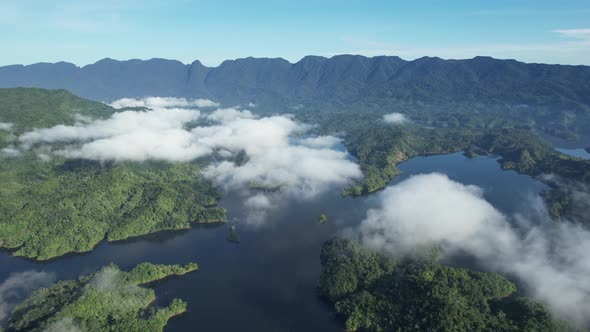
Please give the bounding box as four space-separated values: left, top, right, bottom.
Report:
16 97 362 224
357 173 590 326
0 270 55 324
383 112 407 124
20 107 205 161
0 122 13 131
110 96 220 109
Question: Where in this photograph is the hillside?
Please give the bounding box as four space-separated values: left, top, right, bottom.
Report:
320 238 572 332
0 88 225 260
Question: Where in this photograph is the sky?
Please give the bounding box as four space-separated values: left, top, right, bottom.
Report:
1 0 589 67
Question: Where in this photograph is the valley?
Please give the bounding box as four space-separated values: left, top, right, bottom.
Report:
0 57 589 331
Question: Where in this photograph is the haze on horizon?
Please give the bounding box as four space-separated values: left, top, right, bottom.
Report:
1 0 590 67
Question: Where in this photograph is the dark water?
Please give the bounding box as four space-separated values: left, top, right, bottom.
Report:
0 153 547 331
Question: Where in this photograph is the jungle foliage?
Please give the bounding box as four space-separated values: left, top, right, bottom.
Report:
6 262 197 332
320 238 572 332
0 88 225 260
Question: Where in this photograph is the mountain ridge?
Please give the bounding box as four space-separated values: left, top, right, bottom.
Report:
2 54 589 103
5 54 590 70
1 54 590 137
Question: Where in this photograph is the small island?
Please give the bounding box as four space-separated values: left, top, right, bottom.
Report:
318 213 328 224
228 225 240 243
5 262 198 332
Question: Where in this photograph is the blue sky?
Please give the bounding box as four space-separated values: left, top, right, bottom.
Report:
1 0 589 66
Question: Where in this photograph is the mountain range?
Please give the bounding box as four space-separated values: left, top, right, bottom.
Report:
1 55 590 137
0 55 588 103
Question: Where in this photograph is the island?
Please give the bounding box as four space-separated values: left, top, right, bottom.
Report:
320 238 572 331
318 213 328 224
0 88 226 260
5 262 197 332
227 224 240 243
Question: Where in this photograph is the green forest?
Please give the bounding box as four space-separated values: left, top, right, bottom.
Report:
0 88 225 260
5 262 197 332
320 238 573 332
2 87 589 261
339 124 590 222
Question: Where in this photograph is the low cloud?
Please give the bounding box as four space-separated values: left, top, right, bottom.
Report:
540 173 590 223
383 112 407 124
0 270 55 324
0 122 13 131
19 108 205 162
553 28 590 41
16 98 361 224
357 173 590 326
0 146 21 158
110 96 220 109
206 108 256 123
43 318 81 332
84 267 146 310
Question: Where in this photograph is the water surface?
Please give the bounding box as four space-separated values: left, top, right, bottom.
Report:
0 153 548 331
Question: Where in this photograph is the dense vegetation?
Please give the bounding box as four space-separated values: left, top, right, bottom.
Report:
5 262 197 332
0 88 115 132
320 238 571 332
338 123 590 223
0 88 225 260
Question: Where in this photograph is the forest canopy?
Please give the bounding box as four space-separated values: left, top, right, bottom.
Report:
319 238 572 332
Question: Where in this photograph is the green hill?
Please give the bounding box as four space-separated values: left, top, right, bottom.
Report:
0 88 225 260
320 238 572 332
0 88 115 133
5 262 197 332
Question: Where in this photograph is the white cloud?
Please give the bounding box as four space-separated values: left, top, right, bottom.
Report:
43 317 81 332
553 28 590 40
110 97 219 109
243 194 274 225
383 112 407 124
206 108 256 123
19 108 205 162
0 270 55 324
16 98 361 223
299 136 342 149
199 115 360 198
0 147 21 158
0 122 13 131
357 173 590 326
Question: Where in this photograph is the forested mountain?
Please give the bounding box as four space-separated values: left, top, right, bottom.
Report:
0 88 225 260
0 55 587 106
2 55 589 138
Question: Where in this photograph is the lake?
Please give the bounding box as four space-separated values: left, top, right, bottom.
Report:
542 133 590 159
0 152 548 331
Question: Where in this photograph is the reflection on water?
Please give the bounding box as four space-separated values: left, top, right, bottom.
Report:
0 153 548 331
